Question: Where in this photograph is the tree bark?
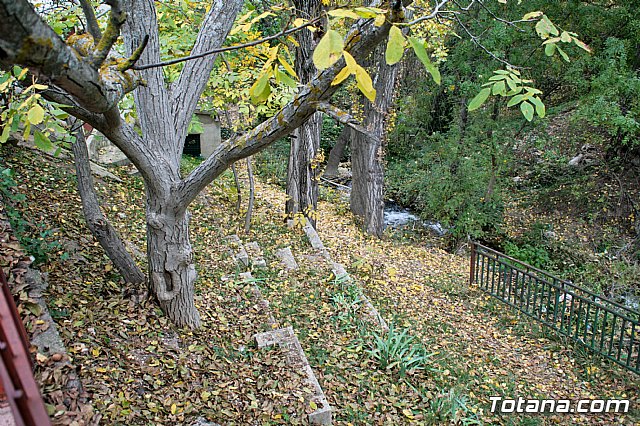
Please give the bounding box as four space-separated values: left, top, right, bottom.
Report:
350 45 399 237
71 124 145 284
285 0 323 227
146 200 200 328
325 126 350 178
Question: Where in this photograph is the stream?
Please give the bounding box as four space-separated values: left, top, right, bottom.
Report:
384 201 447 236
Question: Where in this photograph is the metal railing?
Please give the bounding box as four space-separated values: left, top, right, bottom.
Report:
470 242 640 375
0 268 51 425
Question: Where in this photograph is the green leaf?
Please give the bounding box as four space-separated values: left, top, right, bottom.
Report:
507 94 525 107
312 29 344 70
522 11 543 20
544 42 556 57
33 130 54 152
385 25 405 65
407 37 441 85
275 68 296 88
27 104 45 125
468 87 491 111
0 125 10 143
560 31 572 42
530 96 546 118
506 77 519 92
249 72 271 104
520 101 534 121
556 45 570 62
492 80 506 96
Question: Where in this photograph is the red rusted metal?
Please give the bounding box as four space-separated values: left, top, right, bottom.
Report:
0 268 51 426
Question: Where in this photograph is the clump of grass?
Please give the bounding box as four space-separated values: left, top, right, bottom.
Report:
366 323 434 377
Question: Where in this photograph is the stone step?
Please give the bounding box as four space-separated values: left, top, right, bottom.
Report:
244 241 267 268
254 327 332 425
275 247 299 270
223 234 249 268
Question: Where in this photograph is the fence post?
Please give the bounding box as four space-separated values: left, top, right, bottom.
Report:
469 242 476 285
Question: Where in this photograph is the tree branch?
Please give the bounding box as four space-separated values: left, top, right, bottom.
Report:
137 16 323 71
70 119 146 284
170 0 244 158
0 0 141 113
90 0 127 68
78 0 102 40
313 102 380 142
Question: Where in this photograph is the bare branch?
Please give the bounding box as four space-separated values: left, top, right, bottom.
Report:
407 0 450 26
135 16 323 71
453 13 519 68
118 35 149 72
313 102 380 142
79 0 102 40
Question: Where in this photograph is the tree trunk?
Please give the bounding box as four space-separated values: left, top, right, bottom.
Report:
285 0 323 227
146 197 200 328
350 46 399 237
286 113 322 225
71 125 145 284
245 157 255 232
325 126 350 178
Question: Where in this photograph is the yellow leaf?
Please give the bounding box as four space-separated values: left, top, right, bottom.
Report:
374 14 385 27
278 56 297 78
327 9 361 19
309 401 318 410
170 403 177 414
385 25 405 65
331 66 351 86
402 409 414 418
312 29 344 70
355 65 376 102
27 104 45 125
343 51 357 73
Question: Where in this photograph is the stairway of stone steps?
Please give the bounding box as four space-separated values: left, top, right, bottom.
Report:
223 235 332 425
297 219 389 333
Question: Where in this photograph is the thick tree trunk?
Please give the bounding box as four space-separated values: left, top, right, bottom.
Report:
285 0 323 227
71 125 145 284
350 46 399 237
286 113 322 224
146 197 200 328
325 126 350 178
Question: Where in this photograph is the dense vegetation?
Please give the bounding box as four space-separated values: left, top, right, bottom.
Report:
383 0 640 298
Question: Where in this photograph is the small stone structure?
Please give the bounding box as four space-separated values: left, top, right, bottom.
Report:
190 111 222 158
86 111 222 165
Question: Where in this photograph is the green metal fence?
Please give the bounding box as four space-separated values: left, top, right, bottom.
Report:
470 242 640 375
